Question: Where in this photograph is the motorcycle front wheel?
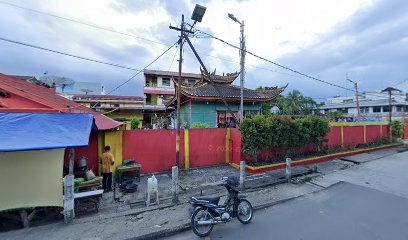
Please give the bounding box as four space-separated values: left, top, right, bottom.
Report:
191 207 214 237
236 199 253 224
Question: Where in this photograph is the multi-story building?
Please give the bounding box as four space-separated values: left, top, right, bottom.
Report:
70 94 144 129
319 88 408 121
142 69 202 127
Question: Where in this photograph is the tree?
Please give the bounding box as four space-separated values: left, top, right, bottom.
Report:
130 117 140 130
325 110 344 118
258 88 319 115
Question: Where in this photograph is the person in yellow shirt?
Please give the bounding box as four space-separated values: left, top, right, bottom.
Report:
100 145 115 192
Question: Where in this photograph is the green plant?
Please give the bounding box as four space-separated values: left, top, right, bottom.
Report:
241 115 330 158
192 122 210 128
380 137 391 145
391 120 403 138
257 89 320 116
130 117 140 130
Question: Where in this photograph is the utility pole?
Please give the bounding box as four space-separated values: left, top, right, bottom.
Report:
346 77 360 119
175 14 184 169
381 87 401 141
228 13 245 124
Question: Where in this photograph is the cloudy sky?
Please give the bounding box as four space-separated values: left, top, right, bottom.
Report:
0 0 407 100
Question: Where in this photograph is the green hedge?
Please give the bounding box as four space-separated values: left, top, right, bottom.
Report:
241 115 330 157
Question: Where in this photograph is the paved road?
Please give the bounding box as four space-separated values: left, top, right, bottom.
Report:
164 149 408 240
163 182 408 240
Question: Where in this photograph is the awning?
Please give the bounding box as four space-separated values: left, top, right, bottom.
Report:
0 113 93 152
92 113 124 130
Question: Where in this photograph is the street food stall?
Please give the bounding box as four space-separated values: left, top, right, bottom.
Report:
0 112 94 227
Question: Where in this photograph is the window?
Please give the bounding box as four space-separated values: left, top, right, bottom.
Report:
382 106 391 112
373 106 381 113
336 108 347 113
187 79 196 85
360 107 369 113
110 104 120 108
162 78 171 86
146 94 152 104
396 106 403 112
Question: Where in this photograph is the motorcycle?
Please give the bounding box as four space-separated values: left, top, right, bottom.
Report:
189 176 253 237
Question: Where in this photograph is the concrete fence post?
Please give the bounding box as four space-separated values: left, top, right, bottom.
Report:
286 158 292 182
172 166 179 203
240 161 246 190
64 174 75 223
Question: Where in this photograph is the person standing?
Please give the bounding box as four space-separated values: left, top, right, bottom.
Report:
100 145 115 192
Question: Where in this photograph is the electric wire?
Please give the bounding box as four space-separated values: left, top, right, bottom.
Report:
0 36 142 71
69 41 177 110
0 0 171 47
193 28 355 92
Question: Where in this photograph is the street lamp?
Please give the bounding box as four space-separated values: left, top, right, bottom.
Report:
228 13 245 124
191 4 206 22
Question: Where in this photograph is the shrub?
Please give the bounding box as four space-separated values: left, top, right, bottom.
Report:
241 115 331 157
192 122 210 128
391 120 403 138
130 117 140 130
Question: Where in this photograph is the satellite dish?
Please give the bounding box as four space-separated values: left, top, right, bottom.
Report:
80 89 94 95
39 75 75 92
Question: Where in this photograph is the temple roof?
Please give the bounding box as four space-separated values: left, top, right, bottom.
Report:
166 83 286 106
200 68 240 84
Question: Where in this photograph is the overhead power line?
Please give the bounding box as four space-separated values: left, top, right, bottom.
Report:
0 0 170 47
105 42 178 96
1 1 303 81
70 41 177 110
0 36 144 71
193 28 355 93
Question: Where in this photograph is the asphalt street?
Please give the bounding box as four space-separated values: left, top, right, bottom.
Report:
163 181 408 240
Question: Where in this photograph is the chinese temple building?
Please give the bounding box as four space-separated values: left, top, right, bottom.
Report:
166 69 286 128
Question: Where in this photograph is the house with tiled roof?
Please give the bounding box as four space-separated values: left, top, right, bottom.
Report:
166 69 286 128
70 94 144 129
0 73 123 130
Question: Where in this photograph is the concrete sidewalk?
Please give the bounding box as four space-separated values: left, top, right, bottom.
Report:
0 146 405 240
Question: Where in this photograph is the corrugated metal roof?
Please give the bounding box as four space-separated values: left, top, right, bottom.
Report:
321 99 407 109
71 94 144 101
144 69 202 79
0 74 123 130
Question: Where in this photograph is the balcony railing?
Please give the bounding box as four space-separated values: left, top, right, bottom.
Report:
145 82 157 87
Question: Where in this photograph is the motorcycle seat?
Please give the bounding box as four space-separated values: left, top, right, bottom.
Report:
194 196 220 205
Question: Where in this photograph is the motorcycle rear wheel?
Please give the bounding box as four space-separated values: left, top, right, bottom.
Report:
191 207 214 237
236 199 253 224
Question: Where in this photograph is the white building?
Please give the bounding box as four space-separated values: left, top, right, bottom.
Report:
320 83 408 121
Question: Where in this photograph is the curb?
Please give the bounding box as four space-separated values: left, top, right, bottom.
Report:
245 143 402 174
127 188 319 240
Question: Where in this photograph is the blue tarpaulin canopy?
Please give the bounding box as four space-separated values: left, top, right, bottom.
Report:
0 113 93 152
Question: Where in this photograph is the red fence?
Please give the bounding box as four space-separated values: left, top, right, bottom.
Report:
240 123 390 164
122 130 185 174
188 128 227 168
67 122 394 175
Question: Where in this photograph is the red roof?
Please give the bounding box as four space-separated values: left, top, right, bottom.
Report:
0 73 123 130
